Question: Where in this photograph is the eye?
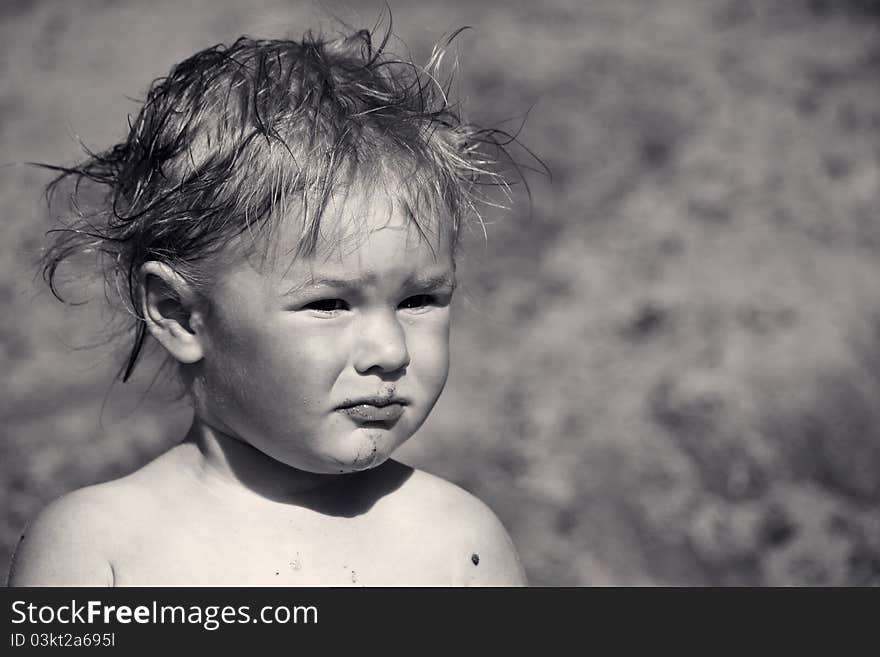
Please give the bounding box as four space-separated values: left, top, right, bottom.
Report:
399 294 435 310
303 298 349 313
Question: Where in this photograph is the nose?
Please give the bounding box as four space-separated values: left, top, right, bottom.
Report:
353 309 411 375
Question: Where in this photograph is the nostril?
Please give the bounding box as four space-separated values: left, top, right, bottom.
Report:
362 364 408 381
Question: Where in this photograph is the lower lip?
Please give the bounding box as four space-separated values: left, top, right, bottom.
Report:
338 403 405 423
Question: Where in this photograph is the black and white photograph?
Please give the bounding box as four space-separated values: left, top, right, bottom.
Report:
2 0 880 594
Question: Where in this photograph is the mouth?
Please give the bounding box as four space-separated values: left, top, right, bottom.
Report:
336 397 407 423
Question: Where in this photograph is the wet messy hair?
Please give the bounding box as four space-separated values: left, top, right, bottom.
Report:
39 24 525 381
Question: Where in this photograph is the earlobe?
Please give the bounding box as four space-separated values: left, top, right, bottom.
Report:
141 262 204 364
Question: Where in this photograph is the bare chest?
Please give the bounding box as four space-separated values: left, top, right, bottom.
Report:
110 501 454 586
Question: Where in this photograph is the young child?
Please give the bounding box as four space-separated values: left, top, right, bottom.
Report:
7 27 527 586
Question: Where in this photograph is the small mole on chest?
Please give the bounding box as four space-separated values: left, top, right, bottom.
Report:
471 553 480 566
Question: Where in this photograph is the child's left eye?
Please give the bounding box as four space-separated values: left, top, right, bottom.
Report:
398 294 434 310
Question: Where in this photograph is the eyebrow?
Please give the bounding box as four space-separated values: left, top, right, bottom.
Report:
282 271 456 297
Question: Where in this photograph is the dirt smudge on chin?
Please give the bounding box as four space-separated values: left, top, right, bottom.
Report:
351 432 382 470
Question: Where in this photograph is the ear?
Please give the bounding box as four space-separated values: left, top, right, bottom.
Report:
140 261 204 364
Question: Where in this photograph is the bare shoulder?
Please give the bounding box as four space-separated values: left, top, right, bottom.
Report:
392 464 528 586
7 449 189 587
6 482 127 586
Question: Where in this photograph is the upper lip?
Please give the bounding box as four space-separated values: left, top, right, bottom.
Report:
337 396 407 409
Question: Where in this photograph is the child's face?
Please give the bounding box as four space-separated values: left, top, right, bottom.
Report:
192 189 454 474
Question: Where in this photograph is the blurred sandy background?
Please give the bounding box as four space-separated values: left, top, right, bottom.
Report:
2 0 880 586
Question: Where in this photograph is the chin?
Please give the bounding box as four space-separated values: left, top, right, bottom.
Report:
299 453 390 475
332 426 407 473
346 449 392 473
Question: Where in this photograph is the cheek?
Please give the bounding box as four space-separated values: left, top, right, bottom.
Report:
408 315 451 390
198 309 336 418
217 329 346 407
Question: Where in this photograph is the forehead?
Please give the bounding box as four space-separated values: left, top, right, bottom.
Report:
249 186 454 286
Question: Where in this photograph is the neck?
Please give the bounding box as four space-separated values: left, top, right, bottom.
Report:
181 417 346 503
